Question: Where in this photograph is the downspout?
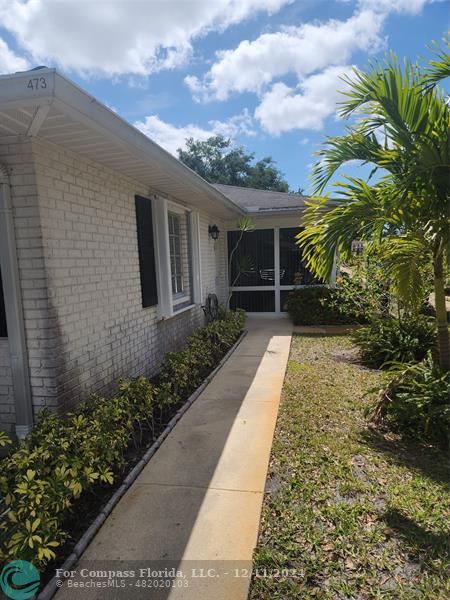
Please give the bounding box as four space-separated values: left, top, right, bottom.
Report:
0 163 33 439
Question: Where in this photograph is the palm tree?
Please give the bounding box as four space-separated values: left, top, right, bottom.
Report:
423 38 450 87
298 50 450 371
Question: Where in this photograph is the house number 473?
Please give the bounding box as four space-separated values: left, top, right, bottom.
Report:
27 77 47 90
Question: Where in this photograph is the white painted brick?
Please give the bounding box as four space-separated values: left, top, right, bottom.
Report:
0 135 229 433
0 341 15 434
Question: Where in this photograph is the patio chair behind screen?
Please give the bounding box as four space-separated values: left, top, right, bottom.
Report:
259 268 286 282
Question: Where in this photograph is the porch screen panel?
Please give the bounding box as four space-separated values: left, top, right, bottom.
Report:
230 291 275 312
279 227 321 286
228 229 274 287
0 268 6 337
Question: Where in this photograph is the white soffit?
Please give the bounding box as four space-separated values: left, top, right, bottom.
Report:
0 69 243 219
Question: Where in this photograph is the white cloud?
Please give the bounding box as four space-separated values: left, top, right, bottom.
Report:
357 0 431 13
0 0 290 77
0 38 29 74
255 65 353 135
186 0 437 102
134 110 255 155
185 9 385 101
184 0 436 134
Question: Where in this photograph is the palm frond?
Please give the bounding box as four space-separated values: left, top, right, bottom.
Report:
297 178 395 280
311 130 386 194
312 57 449 211
338 55 445 150
423 37 450 88
303 49 449 326
380 233 431 309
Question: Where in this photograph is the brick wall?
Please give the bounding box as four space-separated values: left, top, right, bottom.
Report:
0 340 14 434
0 135 230 431
29 137 227 414
199 211 228 303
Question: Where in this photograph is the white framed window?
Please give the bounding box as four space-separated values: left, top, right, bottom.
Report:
168 212 184 295
152 196 202 319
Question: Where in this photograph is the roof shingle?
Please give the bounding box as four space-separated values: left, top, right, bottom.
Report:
212 184 307 213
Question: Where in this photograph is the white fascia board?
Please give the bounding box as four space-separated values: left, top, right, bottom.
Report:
0 69 55 111
0 68 243 219
223 210 305 230
249 209 304 218
51 72 243 219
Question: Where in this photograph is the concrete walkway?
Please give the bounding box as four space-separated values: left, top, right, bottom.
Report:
56 317 292 600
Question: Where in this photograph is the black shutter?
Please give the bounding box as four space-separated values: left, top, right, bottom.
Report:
0 267 7 337
135 195 158 308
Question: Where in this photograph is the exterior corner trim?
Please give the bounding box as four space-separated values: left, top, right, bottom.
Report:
0 163 33 438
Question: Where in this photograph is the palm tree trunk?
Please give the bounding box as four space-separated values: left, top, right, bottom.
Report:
433 252 449 372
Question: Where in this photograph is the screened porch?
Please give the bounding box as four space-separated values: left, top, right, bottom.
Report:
227 225 324 314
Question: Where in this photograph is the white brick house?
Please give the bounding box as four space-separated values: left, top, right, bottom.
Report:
0 68 326 438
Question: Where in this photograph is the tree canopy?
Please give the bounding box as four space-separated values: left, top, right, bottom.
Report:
177 135 290 192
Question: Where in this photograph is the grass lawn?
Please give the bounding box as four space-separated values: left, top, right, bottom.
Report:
250 334 450 599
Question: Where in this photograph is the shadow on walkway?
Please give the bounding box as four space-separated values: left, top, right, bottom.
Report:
56 317 292 600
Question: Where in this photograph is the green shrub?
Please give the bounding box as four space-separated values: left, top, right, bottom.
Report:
371 354 450 447
285 284 372 326
0 308 245 568
353 316 436 368
329 273 388 323
284 260 392 326
158 308 245 399
0 394 139 565
285 287 336 325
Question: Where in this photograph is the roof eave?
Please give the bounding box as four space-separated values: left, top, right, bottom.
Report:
246 208 304 216
0 68 244 219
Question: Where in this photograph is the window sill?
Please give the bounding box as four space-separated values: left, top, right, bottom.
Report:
156 303 198 323
173 302 197 316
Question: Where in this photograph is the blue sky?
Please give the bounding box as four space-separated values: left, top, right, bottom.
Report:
0 0 447 193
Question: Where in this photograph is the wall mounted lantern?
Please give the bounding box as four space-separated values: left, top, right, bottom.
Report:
208 224 220 241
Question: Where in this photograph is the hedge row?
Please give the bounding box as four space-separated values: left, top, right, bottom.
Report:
0 308 245 568
284 286 370 326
